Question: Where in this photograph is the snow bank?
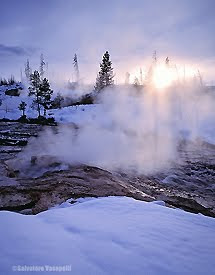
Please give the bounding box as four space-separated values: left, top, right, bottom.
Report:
49 104 99 124
0 196 214 274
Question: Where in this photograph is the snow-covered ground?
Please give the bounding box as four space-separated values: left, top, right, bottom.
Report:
0 197 214 274
0 87 37 118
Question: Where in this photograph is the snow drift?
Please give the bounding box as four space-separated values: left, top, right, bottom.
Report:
0 196 214 275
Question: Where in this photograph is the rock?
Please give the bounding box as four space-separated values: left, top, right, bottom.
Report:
31 156 37 165
7 170 18 178
0 165 154 214
5 88 20 96
163 196 215 217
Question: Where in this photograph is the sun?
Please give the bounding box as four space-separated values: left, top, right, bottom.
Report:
129 63 196 89
152 64 177 89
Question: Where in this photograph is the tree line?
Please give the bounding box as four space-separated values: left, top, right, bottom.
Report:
18 51 114 119
2 50 183 122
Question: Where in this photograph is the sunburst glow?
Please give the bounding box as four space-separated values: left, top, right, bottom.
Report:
152 65 178 89
129 63 197 90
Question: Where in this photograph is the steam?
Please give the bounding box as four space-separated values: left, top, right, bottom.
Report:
10 81 215 176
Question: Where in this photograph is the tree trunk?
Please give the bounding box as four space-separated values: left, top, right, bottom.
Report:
37 94 40 117
38 103 41 117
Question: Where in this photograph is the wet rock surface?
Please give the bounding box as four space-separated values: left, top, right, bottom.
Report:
0 122 214 217
0 165 153 215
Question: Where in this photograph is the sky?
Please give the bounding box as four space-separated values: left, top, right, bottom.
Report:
0 0 215 85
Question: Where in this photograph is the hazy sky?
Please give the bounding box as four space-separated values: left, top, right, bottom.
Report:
0 0 214 84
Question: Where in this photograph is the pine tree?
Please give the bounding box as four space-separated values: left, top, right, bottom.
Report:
0 78 8 86
73 54 80 82
18 101 27 117
197 70 203 86
153 50 157 64
94 51 114 92
28 70 43 117
146 51 158 85
8 75 15 85
139 68 143 85
20 69 23 83
133 76 140 86
40 78 53 116
53 92 64 109
165 57 170 66
40 54 45 78
125 72 130 84
28 71 53 117
24 59 31 81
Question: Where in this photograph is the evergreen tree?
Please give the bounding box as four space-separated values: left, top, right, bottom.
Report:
28 70 43 117
8 75 15 85
125 72 130 85
153 50 157 64
73 54 80 82
165 57 170 67
24 59 31 81
197 70 203 86
52 92 64 109
0 78 8 86
20 68 23 83
28 71 53 117
139 68 143 85
40 78 53 116
18 101 27 117
146 51 158 85
94 51 114 92
40 54 45 78
133 76 140 87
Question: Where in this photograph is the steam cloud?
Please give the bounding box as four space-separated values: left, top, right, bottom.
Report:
10 81 215 176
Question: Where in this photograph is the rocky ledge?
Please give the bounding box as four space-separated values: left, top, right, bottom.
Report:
0 122 214 217
0 165 153 214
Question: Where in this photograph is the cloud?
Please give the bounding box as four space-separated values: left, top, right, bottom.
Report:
0 0 214 82
0 44 34 57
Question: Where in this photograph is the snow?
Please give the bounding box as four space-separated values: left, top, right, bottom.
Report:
0 87 37 119
50 104 99 124
162 174 179 184
0 196 215 274
0 86 98 123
